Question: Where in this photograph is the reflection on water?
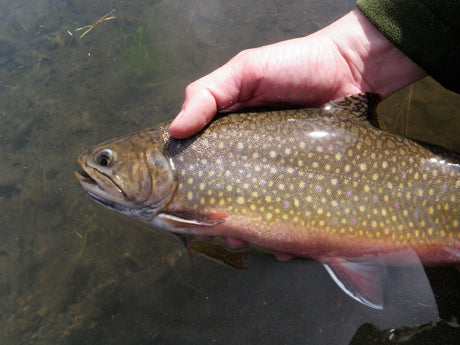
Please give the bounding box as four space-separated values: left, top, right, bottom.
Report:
0 0 458 344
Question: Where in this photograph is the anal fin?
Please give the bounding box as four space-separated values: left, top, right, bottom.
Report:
322 258 385 310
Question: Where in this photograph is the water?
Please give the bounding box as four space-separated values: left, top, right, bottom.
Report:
0 0 459 344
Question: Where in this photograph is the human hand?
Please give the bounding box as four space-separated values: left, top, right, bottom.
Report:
168 9 426 139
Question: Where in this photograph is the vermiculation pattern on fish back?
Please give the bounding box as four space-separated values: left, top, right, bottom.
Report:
165 109 459 246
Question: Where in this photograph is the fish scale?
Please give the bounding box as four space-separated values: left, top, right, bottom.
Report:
76 93 460 309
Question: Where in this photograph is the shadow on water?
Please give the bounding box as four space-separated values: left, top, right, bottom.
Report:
0 0 458 344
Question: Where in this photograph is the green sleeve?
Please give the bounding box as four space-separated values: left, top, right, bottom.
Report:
356 0 460 93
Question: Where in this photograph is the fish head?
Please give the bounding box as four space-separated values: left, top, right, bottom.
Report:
75 128 176 221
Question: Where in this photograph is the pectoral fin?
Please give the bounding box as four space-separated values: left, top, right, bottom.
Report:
158 210 226 226
322 258 385 310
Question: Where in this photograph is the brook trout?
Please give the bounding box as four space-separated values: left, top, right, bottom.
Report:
76 93 460 309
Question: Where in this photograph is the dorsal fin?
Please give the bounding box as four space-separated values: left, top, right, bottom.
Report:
321 93 381 128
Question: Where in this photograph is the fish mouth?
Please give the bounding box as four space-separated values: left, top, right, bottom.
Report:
75 157 129 206
75 169 97 185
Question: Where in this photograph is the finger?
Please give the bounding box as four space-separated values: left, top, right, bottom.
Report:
168 86 219 139
168 54 251 139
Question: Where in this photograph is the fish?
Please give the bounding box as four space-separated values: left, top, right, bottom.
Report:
76 93 460 309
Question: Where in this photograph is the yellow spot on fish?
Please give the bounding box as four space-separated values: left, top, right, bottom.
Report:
237 197 245 205
312 162 319 169
237 142 244 150
187 191 193 201
265 196 272 203
359 205 365 212
344 164 351 172
299 141 306 149
269 151 277 159
359 163 367 171
285 148 292 155
335 153 342 161
226 185 233 192
428 206 434 215
199 183 205 190
266 213 273 221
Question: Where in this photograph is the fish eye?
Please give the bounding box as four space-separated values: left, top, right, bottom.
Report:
96 149 114 167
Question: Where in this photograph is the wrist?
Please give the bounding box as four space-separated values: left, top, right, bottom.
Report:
324 9 426 99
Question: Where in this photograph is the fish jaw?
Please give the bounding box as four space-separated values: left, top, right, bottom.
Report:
75 155 129 207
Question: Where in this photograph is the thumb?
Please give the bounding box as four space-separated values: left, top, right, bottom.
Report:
168 86 218 139
168 58 248 139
